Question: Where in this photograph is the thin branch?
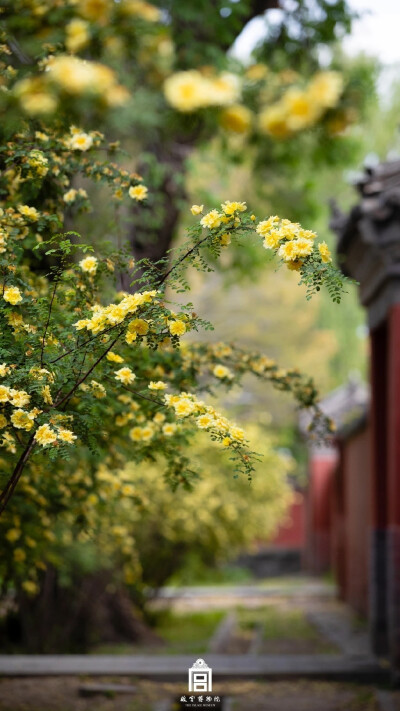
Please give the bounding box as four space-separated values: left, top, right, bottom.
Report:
53 332 122 410
104 375 166 408
0 434 36 517
154 234 209 290
40 276 60 367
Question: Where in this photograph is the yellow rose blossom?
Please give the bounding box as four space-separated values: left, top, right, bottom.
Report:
190 204 203 215
258 105 291 138
41 385 53 405
213 364 233 379
17 204 39 221
121 0 161 21
129 426 143 441
65 19 90 53
11 410 34 431
22 581 39 596
58 428 77 443
308 71 343 109
6 528 21 542
164 70 210 112
14 548 26 563
219 105 252 134
174 399 197 418
0 363 9 377
200 209 222 229
140 425 154 441
153 412 165 424
256 216 280 237
47 56 116 95
128 318 149 335
34 423 58 446
10 390 30 407
222 437 231 447
208 72 241 106
0 386 10 403
129 185 148 201
318 241 332 263
0 415 7 429
221 201 247 215
230 426 245 441
148 381 167 390
283 88 321 131
3 286 23 305
169 320 186 336
70 132 93 151
106 351 124 363
115 367 136 385
196 414 215 429
79 256 98 274
293 237 314 258
63 189 78 204
278 240 301 262
162 422 177 436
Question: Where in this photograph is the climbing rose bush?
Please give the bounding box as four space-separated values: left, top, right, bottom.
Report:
0 4 349 600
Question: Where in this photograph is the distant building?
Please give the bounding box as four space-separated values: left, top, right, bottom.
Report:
304 158 400 681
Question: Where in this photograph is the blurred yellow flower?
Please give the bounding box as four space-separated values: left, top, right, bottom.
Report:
164 70 210 112
213 364 233 379
148 381 167 390
282 88 321 131
190 204 203 215
18 204 39 221
318 241 332 263
162 422 177 436
219 104 252 134
120 0 161 21
115 367 136 385
79 256 98 273
70 132 93 151
258 105 291 139
65 19 90 53
308 71 343 109
129 185 148 201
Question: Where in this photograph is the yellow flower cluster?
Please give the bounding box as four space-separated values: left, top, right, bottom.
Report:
34 423 76 446
258 71 343 138
164 70 240 112
15 55 130 116
63 187 88 204
256 216 331 270
164 392 245 446
199 200 247 230
27 150 49 177
73 289 157 336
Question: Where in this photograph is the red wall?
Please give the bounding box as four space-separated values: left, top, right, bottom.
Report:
271 494 305 548
305 452 338 573
341 426 372 616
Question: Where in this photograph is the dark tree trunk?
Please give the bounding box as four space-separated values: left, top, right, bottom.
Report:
123 141 191 291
